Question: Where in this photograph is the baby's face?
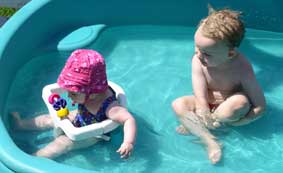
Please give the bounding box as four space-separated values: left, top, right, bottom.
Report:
194 28 232 67
68 91 86 104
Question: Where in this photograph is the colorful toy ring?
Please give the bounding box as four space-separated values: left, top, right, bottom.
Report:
48 93 60 104
48 93 69 118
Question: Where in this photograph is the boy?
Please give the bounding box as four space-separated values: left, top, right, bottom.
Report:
172 7 266 164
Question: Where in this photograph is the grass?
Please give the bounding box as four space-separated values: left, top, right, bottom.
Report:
0 6 17 17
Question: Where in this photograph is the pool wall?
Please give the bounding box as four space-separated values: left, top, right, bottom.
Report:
0 0 282 172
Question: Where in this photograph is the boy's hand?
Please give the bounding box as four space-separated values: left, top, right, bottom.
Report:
196 109 221 129
117 142 133 159
195 109 212 127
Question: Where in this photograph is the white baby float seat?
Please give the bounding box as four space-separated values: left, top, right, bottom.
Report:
42 81 126 141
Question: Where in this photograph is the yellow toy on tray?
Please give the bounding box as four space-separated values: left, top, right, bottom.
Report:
48 93 69 118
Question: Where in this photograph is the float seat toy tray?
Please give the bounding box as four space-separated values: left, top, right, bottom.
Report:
42 81 126 141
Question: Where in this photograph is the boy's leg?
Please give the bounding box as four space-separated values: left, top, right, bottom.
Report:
34 135 99 158
211 93 250 123
172 96 196 135
11 112 54 130
179 111 222 164
172 96 222 164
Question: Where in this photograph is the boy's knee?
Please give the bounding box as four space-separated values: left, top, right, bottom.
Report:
225 94 250 111
172 98 184 115
172 96 196 116
171 99 178 110
233 94 250 110
213 95 250 122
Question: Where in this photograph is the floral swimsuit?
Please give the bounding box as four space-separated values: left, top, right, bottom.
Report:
73 87 117 127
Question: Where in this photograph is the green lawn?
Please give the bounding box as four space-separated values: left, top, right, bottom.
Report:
0 6 17 17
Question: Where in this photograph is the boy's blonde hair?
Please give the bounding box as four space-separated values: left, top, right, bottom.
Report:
199 8 245 48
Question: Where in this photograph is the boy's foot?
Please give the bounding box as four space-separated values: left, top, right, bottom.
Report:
207 140 222 164
176 125 190 135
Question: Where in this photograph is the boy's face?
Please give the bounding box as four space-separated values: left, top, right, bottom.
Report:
194 28 234 67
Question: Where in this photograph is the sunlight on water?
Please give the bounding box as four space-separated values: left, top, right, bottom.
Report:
6 25 283 173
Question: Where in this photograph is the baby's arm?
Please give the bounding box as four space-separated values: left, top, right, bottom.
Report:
230 63 266 126
107 103 136 158
192 55 210 116
66 109 78 122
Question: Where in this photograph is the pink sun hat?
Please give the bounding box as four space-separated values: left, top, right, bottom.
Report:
57 49 108 95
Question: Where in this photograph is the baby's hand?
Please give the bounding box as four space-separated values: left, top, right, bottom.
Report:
116 142 134 159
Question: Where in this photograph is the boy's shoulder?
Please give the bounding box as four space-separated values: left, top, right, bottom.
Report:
233 53 255 78
236 53 252 68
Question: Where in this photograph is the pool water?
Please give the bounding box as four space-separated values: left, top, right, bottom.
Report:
6 25 283 172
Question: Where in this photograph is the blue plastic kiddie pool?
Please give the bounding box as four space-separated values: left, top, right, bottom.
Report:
0 0 283 172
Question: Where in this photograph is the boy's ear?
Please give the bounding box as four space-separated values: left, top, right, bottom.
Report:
228 49 237 58
208 3 216 15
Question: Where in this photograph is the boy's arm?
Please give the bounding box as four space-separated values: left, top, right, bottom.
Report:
192 55 210 114
230 63 266 126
